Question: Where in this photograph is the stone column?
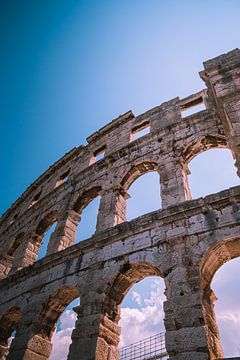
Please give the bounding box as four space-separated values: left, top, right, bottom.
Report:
96 187 127 233
0 341 8 360
0 333 10 360
0 255 13 279
159 154 191 208
202 288 223 359
9 232 41 275
164 262 210 360
200 48 240 175
6 308 52 360
68 293 120 360
46 210 81 254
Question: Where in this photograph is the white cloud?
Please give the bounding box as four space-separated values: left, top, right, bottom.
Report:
49 262 240 359
120 279 165 348
49 279 165 357
50 310 77 360
132 291 142 305
216 313 240 357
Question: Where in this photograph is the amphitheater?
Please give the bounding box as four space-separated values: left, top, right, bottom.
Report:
0 49 240 360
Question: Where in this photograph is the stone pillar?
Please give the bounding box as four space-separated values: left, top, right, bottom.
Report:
96 187 127 233
164 262 210 360
200 48 240 175
46 210 80 254
68 293 120 360
0 338 9 360
6 308 52 360
202 288 223 359
0 255 13 279
9 233 41 275
159 155 191 208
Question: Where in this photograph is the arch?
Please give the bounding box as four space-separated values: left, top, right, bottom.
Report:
0 233 25 278
5 212 59 274
126 172 161 220
50 296 79 360
188 148 239 199
30 210 58 261
6 232 25 257
200 237 240 359
105 262 162 321
36 210 58 236
73 186 102 214
72 186 102 242
201 237 240 292
0 306 21 358
120 161 160 221
119 275 166 353
6 285 80 360
182 136 239 200
182 135 228 164
104 262 166 358
120 161 158 191
39 285 80 339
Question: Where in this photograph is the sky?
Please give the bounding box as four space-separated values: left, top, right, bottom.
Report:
1 0 240 359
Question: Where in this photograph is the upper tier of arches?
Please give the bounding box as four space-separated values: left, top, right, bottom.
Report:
1 67 240 279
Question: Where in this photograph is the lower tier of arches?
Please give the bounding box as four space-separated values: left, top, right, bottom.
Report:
1 187 240 359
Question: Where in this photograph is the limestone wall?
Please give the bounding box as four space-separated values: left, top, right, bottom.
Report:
0 48 240 360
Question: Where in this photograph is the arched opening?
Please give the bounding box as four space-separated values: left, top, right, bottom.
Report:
188 148 239 199
127 172 161 221
35 211 58 260
42 286 80 360
200 238 240 359
3 212 58 274
73 186 101 242
38 222 57 260
7 234 23 257
0 233 25 278
6 286 81 360
76 196 100 241
211 257 240 358
50 297 79 360
0 307 21 358
120 162 161 221
106 262 167 359
119 276 167 359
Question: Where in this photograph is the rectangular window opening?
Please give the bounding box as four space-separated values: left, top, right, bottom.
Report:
55 168 71 188
181 97 206 118
131 122 150 142
94 146 106 162
29 189 42 208
7 239 21 257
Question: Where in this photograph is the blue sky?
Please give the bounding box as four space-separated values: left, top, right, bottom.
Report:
1 0 240 215
2 1 240 358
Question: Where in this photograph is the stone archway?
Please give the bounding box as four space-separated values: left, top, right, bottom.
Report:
120 162 159 191
182 135 228 165
0 233 25 278
6 285 80 360
0 306 21 359
200 237 240 359
66 261 164 360
104 262 164 356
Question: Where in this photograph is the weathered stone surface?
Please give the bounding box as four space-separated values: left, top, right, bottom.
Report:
0 49 240 359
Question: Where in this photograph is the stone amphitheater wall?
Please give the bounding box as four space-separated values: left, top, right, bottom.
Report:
0 48 240 360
